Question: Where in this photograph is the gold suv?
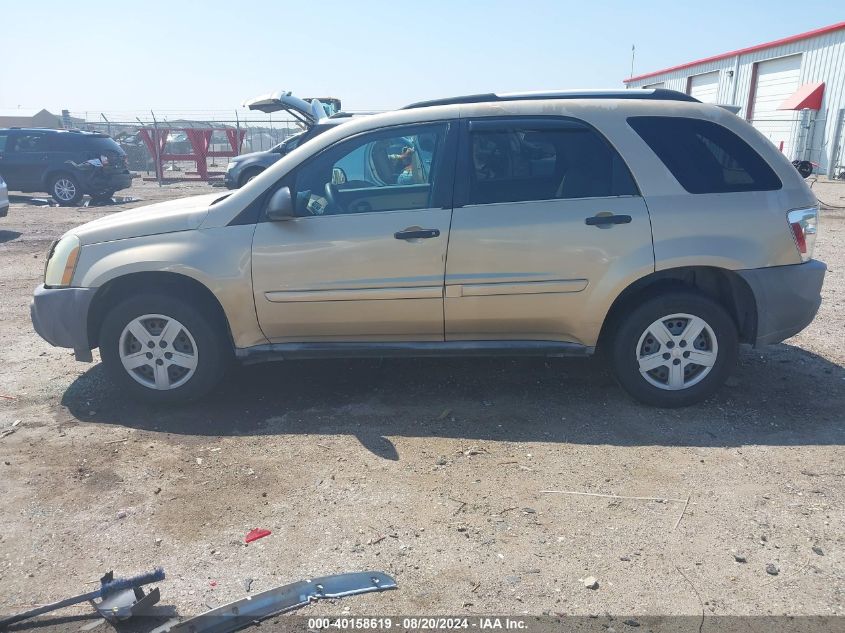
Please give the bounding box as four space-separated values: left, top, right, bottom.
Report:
31 90 826 407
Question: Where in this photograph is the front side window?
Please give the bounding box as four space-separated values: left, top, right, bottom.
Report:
467 121 637 205
291 123 447 216
628 116 782 194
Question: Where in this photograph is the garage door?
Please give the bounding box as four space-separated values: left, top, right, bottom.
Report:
750 54 802 159
689 72 719 103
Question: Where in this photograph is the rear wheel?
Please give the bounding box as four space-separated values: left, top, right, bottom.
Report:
99 293 230 404
50 173 83 206
610 292 738 407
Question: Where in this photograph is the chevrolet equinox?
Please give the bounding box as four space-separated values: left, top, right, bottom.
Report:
30 89 826 407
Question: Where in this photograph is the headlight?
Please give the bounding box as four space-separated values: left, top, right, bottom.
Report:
44 235 81 287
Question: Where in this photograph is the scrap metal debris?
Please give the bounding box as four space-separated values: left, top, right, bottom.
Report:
0 567 165 628
160 571 397 633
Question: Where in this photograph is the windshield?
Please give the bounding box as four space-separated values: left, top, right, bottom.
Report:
269 132 306 153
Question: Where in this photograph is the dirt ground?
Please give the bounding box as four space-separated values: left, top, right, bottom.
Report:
0 177 843 627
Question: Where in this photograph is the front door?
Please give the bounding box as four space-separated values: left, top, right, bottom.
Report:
444 117 654 347
0 131 49 191
252 122 456 342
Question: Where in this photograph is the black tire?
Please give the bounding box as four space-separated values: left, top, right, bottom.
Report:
610 291 738 407
91 190 117 203
238 168 263 188
796 161 813 179
99 292 231 404
49 172 84 206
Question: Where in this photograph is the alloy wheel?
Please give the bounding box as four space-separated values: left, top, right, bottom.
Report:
53 178 77 202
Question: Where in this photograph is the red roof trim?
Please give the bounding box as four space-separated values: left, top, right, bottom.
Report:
624 21 845 83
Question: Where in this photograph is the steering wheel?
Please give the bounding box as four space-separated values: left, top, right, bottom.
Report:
324 182 341 213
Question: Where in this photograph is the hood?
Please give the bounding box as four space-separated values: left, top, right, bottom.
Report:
71 192 223 246
231 148 278 162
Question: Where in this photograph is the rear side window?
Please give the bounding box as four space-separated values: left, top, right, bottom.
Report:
467 120 638 205
628 116 781 193
84 136 124 154
45 134 81 151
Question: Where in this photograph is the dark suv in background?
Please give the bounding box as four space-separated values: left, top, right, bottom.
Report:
0 129 132 205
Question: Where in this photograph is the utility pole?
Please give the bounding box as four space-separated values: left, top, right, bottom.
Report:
630 44 636 80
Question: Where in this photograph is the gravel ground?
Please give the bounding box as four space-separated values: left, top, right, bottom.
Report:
0 178 843 627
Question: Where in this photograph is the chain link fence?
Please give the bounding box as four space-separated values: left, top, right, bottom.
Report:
65 109 308 180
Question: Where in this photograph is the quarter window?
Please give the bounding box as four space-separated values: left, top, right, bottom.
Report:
467 121 637 205
627 116 782 193
291 123 447 216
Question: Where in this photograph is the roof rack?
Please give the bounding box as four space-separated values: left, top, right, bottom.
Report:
403 88 699 109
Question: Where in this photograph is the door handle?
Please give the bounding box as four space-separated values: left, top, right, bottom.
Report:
394 228 440 240
585 214 632 227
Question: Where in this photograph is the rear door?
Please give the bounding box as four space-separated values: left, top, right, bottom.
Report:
251 121 456 342
444 117 654 346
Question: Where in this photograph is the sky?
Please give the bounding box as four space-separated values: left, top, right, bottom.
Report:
0 0 839 119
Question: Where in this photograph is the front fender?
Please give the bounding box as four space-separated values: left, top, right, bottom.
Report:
74 225 265 348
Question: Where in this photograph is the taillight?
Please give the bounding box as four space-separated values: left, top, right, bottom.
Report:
787 206 818 263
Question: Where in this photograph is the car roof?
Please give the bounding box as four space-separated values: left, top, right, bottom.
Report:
0 127 109 137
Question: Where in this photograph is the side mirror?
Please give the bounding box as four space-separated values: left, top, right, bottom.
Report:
266 186 295 221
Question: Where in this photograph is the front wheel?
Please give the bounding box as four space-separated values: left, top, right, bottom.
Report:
238 168 263 188
610 292 738 407
99 293 230 404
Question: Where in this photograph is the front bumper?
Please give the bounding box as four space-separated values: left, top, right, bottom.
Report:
737 259 826 347
30 284 98 361
224 167 239 189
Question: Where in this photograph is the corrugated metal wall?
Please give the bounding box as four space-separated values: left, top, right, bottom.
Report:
626 28 845 172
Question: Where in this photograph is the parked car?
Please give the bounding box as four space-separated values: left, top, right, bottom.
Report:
0 128 131 205
225 91 368 189
30 89 825 407
0 174 8 217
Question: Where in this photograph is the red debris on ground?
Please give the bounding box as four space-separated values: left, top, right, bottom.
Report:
244 528 271 543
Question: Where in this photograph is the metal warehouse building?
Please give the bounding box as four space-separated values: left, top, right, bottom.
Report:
624 21 845 178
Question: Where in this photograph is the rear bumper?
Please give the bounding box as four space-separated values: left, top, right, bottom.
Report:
83 170 133 194
30 284 97 361
737 259 826 347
